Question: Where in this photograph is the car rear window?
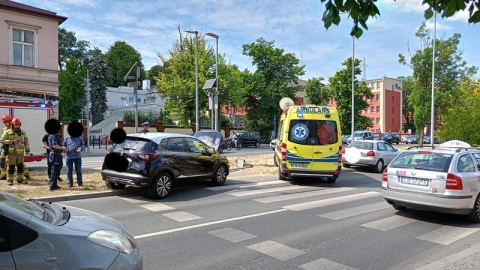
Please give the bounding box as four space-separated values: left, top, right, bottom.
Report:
288 120 338 145
348 141 373 150
113 137 154 151
389 152 453 172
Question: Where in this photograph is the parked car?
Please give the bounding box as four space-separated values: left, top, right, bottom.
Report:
423 136 440 144
101 133 230 199
381 140 480 222
403 135 419 144
347 130 374 144
0 191 143 269
342 140 399 173
342 135 350 144
236 131 261 148
270 139 277 150
382 132 400 144
192 130 224 153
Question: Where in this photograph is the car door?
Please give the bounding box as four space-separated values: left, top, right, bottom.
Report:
382 143 397 164
456 154 480 198
166 137 195 177
0 214 15 269
184 137 216 177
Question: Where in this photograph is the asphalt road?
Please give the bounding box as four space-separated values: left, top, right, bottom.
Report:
57 167 480 270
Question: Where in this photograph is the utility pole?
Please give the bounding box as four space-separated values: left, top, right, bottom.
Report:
86 70 91 153
124 62 139 132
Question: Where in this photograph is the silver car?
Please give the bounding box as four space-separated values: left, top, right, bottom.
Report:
0 191 143 269
342 140 399 173
381 141 480 222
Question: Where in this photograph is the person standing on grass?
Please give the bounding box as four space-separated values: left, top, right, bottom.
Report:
63 134 85 187
42 133 63 182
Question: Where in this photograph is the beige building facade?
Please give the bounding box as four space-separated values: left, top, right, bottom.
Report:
0 0 66 118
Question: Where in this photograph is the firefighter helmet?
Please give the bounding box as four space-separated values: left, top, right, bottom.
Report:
1 115 12 123
11 118 21 125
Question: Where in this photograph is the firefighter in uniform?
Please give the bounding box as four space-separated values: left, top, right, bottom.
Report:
1 118 30 185
0 115 30 180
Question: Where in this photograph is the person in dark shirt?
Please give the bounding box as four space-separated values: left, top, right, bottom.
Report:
47 133 67 191
42 134 62 182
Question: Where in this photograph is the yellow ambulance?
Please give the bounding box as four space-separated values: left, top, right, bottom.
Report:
274 105 342 183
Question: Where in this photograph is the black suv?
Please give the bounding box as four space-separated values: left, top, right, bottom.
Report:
101 133 230 199
236 131 261 148
383 132 400 145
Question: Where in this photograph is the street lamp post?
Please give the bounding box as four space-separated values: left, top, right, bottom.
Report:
430 12 437 146
351 36 355 140
206 32 219 132
185 30 199 132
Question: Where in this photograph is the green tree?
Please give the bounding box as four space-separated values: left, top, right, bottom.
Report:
241 38 305 139
397 76 416 133
89 58 109 125
105 41 144 87
147 64 163 88
436 78 480 145
328 58 373 134
399 23 477 142
58 58 86 121
58 28 103 70
304 77 329 105
319 0 480 37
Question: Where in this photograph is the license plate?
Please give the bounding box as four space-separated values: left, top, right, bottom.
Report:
290 163 308 169
399 177 429 186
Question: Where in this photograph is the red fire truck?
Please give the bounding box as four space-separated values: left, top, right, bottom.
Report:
0 101 51 162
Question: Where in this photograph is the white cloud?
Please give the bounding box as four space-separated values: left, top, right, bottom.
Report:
383 0 427 13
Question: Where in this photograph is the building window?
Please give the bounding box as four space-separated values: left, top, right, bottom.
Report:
377 94 380 101
392 96 394 102
366 107 370 113
120 97 126 100
129 98 133 102
376 118 380 124
376 82 380 89
377 106 380 112
12 28 35 67
371 106 374 113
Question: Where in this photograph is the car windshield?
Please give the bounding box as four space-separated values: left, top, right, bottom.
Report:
113 137 153 151
0 192 44 220
389 152 453 172
353 131 364 138
349 141 373 150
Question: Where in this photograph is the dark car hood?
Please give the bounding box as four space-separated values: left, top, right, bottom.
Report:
62 205 126 234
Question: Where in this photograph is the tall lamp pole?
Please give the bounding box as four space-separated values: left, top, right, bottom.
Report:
206 32 219 131
430 12 437 146
185 30 199 132
351 36 355 140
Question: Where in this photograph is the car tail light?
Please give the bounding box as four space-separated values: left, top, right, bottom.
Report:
106 149 112 154
446 173 463 190
138 154 158 162
281 143 287 161
338 145 343 164
418 150 432 154
382 168 388 182
367 151 375 157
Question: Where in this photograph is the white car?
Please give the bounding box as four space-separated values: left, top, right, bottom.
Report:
382 140 480 222
270 139 276 150
342 140 399 173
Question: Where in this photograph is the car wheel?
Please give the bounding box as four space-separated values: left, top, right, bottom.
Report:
149 172 173 199
343 164 351 168
255 142 260 148
218 145 223 154
212 165 228 185
326 177 337 183
278 165 287 180
105 181 126 190
468 194 480 222
236 141 242 150
374 159 384 173
274 155 278 166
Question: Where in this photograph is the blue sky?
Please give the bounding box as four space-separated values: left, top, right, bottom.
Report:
16 0 480 81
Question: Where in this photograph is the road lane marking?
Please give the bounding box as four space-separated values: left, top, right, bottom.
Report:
415 243 480 270
207 180 285 191
228 185 308 197
319 201 391 220
134 209 288 239
121 196 153 204
162 211 202 222
247 240 305 261
361 215 417 231
416 225 480 245
283 192 380 211
208 227 257 243
300 258 356 270
255 187 355 203
227 174 274 180
139 203 175 212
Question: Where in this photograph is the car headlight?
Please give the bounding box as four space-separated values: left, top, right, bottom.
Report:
88 230 134 254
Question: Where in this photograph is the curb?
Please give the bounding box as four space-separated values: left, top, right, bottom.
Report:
33 189 131 202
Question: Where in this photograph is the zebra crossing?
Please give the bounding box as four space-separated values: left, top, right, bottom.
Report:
121 172 480 269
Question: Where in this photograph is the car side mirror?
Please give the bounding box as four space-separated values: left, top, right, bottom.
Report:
202 148 214 155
